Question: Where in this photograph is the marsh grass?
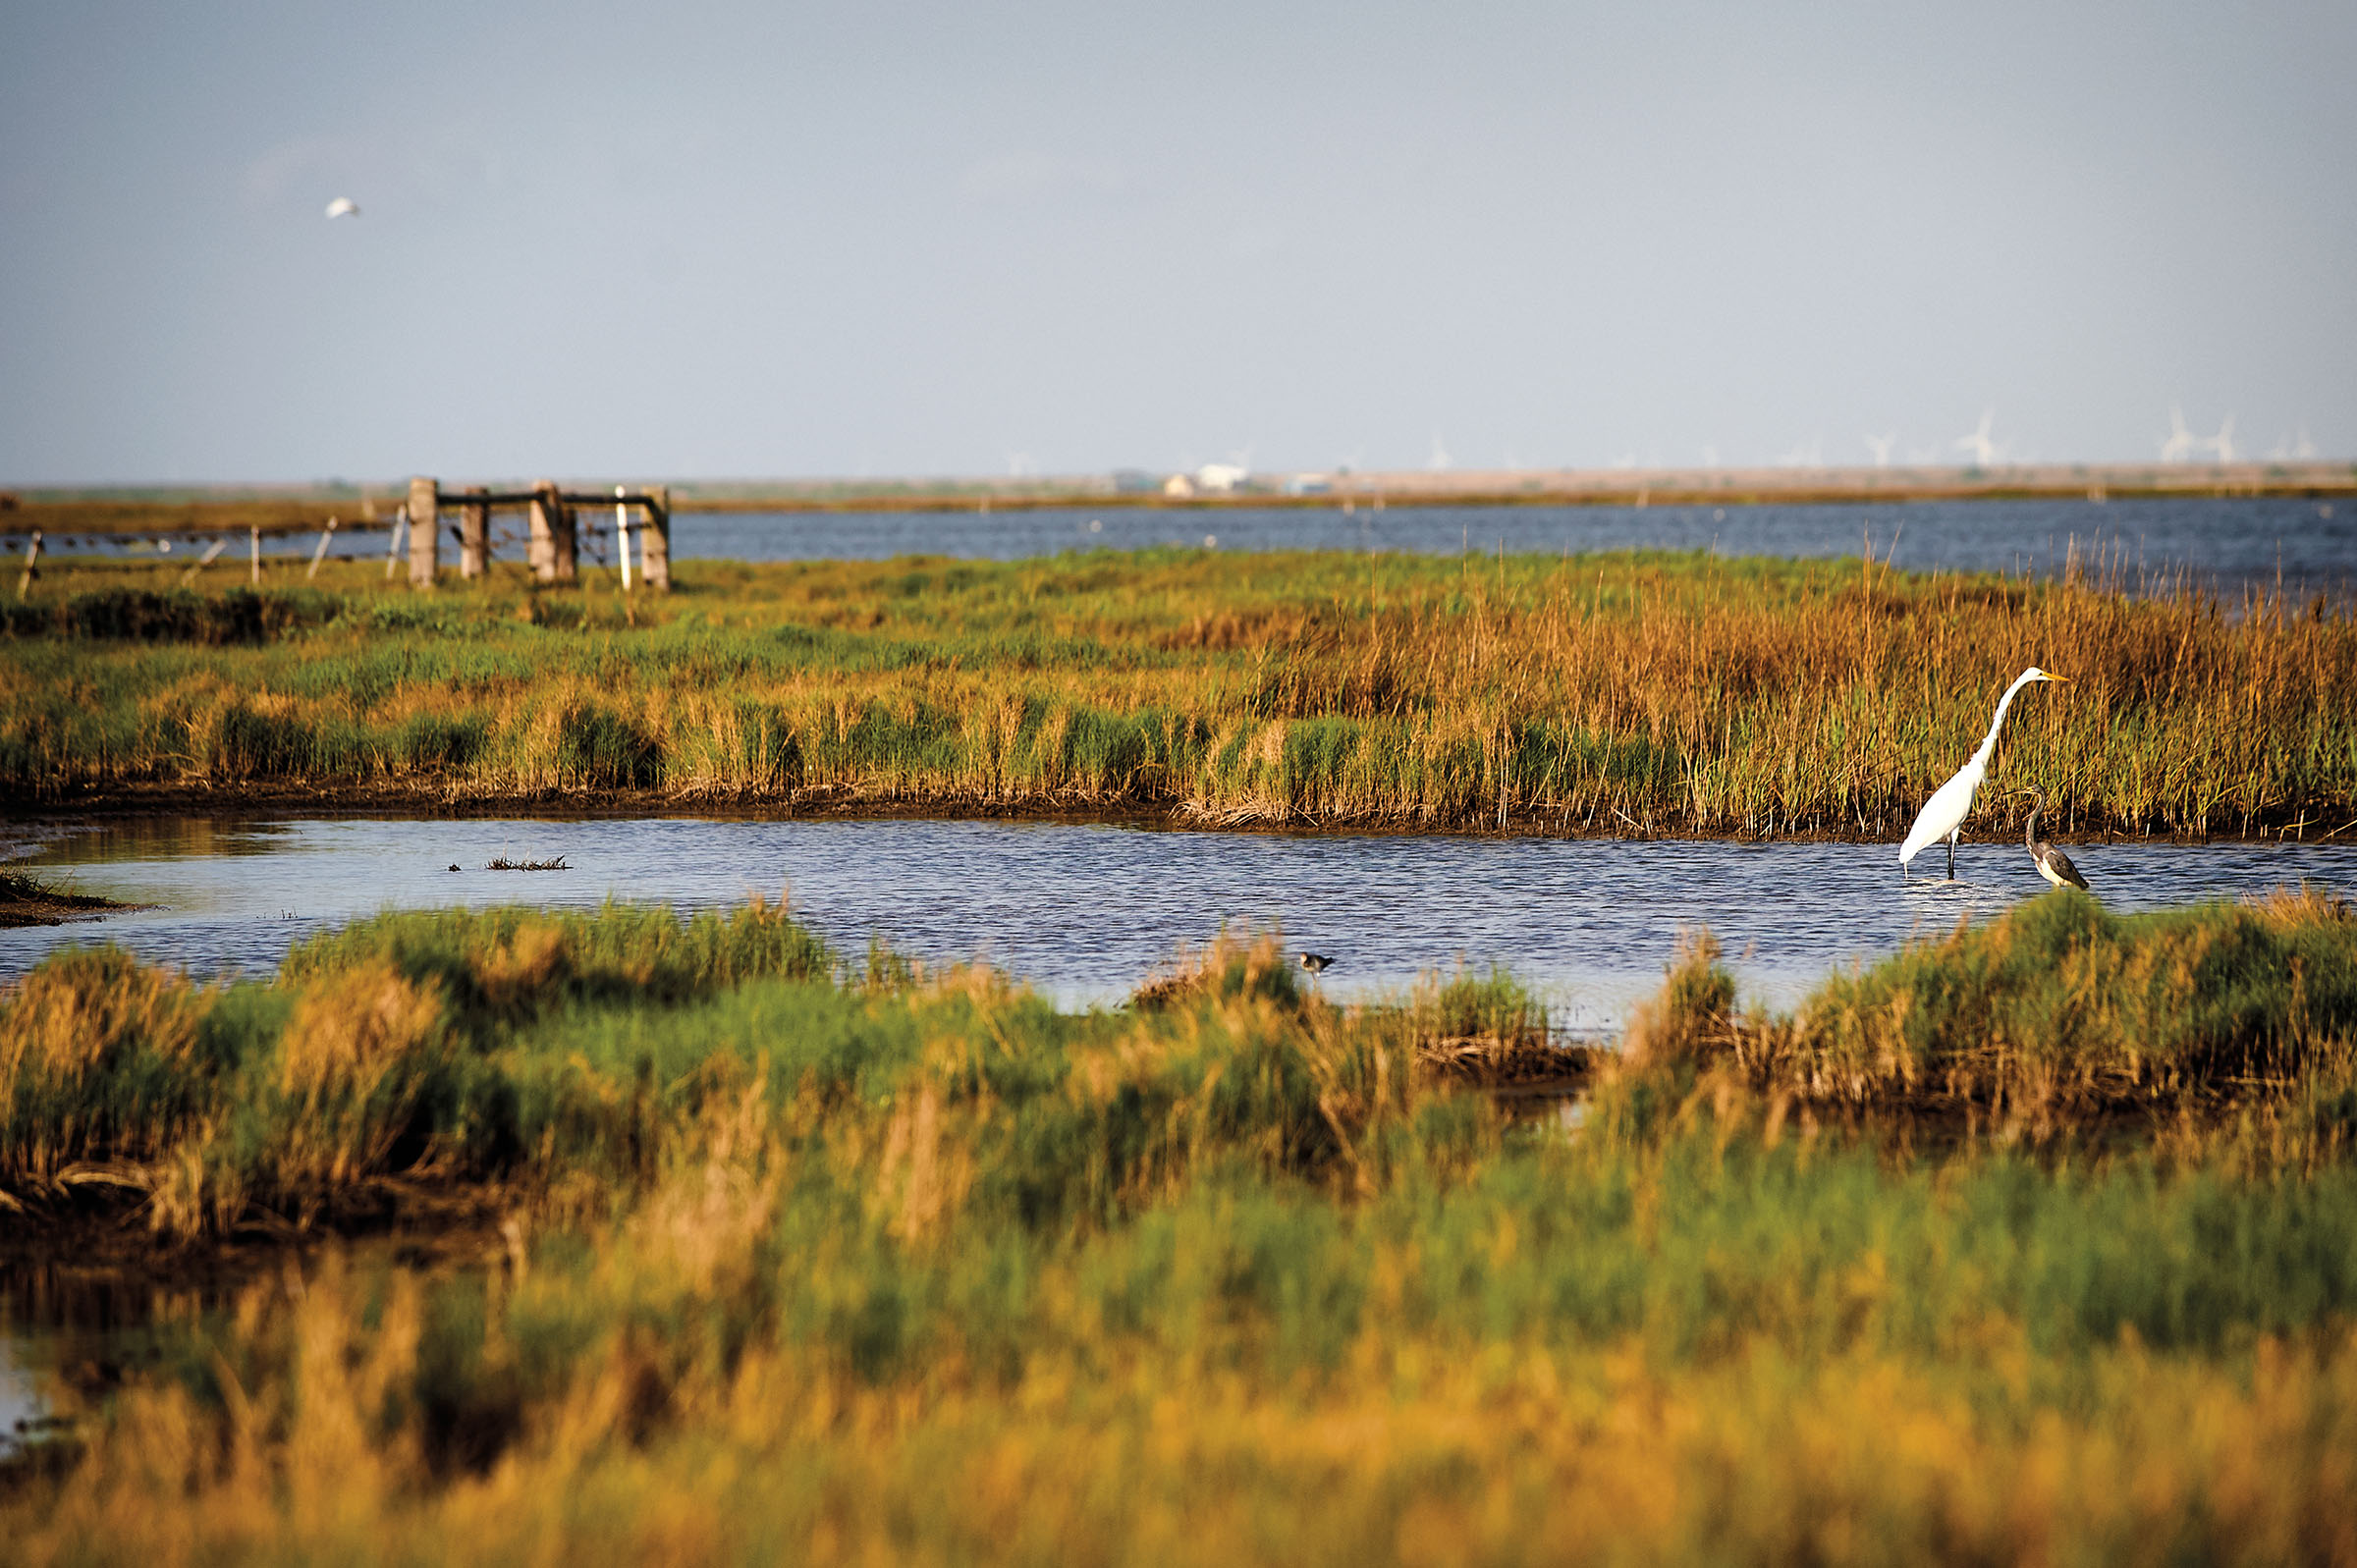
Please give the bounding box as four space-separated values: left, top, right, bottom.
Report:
6 550 2357 835
9 899 2357 1559
1576 888 2357 1205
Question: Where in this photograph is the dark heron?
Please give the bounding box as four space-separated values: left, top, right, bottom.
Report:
2013 787 2089 891
1297 952 1334 975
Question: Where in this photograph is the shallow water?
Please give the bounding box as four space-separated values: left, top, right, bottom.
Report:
12 496 2353 600
7 815 2355 1032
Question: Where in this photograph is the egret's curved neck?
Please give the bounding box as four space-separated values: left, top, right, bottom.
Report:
1969 672 2042 771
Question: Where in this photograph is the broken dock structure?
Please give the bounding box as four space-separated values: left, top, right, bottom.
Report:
402 477 672 591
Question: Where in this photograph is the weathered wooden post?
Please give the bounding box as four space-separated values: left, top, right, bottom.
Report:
408 476 440 589
307 516 338 579
528 480 576 585
184 537 229 588
249 525 261 585
640 486 672 591
16 530 40 599
459 487 489 579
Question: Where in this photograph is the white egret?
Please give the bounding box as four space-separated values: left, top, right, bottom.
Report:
1897 667 2068 879
2012 786 2090 892
324 196 360 219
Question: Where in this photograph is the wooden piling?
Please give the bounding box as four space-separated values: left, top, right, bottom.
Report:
408 476 440 589
16 530 40 599
460 487 489 579
249 524 261 585
640 486 672 591
528 481 576 585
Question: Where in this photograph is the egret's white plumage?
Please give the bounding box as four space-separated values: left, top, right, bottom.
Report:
324 196 359 219
1897 667 2068 877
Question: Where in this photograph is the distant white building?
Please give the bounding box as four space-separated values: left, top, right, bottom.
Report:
1162 473 1196 499
1194 462 1248 494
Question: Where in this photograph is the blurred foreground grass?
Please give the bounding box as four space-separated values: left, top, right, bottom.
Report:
7 890 2357 1560
6 547 2357 835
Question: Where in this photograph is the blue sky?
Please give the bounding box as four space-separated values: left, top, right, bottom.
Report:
3 0 2351 484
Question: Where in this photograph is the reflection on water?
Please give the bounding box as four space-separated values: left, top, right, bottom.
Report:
0 1340 37 1462
8 815 2357 1032
0 1241 456 1454
0 1256 227 1463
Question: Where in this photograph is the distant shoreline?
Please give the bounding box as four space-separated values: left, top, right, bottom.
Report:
3 460 2351 534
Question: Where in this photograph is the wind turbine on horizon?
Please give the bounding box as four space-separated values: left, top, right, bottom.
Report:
2160 406 2197 463
1953 409 2000 469
2206 414 2238 464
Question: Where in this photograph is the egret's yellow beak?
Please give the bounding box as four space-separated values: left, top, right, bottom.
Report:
2042 674 2070 683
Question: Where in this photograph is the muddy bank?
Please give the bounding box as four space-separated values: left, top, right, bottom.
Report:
0 872 132 929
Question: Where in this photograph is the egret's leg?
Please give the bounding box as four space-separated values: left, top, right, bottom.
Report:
1946 831 1957 880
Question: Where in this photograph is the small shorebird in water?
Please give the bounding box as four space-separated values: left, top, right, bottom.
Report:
2014 787 2090 891
1297 952 1334 975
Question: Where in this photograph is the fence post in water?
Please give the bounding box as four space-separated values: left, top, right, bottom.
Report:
528 480 576 584
16 530 39 599
249 525 261 586
307 516 338 579
639 486 672 591
407 477 440 589
460 487 488 579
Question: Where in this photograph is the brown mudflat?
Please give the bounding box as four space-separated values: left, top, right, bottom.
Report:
0 871 131 929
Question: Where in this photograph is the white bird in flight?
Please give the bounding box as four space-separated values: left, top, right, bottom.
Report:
324 196 360 219
1898 667 2069 879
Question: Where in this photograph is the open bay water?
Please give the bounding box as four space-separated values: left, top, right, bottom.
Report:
7 815 2357 1033
671 494 2357 598
14 495 2355 601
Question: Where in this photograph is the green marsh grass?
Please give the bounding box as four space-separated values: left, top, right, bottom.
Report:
8 897 2357 1560
1618 887 2357 1147
6 550 2357 835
